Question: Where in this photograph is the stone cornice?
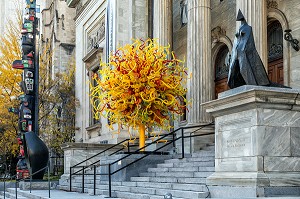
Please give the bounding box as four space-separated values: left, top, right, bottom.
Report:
202 86 300 117
61 142 123 150
82 47 103 63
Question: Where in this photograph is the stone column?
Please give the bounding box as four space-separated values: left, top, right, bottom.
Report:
236 0 268 69
187 0 213 125
153 0 173 48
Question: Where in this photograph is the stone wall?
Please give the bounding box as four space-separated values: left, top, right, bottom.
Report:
211 0 236 45
71 0 300 145
73 0 149 144
117 0 148 46
276 0 300 88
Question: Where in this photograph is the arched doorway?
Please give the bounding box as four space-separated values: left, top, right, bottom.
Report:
214 45 230 98
267 20 284 84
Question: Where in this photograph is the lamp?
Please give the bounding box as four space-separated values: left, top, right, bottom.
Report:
284 29 299 51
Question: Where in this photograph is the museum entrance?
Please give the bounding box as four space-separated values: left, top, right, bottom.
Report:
214 45 230 98
267 20 284 84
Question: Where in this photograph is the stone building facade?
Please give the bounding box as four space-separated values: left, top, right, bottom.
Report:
68 0 300 145
0 0 19 34
41 0 76 78
67 0 149 144
60 0 300 197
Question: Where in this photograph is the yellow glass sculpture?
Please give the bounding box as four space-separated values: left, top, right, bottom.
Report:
90 39 187 150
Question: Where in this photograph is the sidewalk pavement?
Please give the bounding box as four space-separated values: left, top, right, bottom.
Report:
2 188 300 199
2 188 122 199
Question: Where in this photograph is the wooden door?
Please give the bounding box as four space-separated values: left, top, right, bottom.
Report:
215 45 230 98
267 20 284 84
268 58 283 85
215 78 229 98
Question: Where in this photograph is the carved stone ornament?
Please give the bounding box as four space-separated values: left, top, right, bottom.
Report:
87 17 105 53
211 26 226 43
267 0 278 9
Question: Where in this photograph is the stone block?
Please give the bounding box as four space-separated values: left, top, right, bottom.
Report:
264 186 300 196
215 156 263 172
219 128 252 158
264 157 300 172
256 126 291 156
206 172 270 187
266 172 300 186
208 185 265 198
257 109 300 127
19 181 51 190
291 127 300 156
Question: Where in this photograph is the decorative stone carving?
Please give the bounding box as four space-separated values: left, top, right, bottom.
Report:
267 0 278 9
211 26 226 43
87 17 105 52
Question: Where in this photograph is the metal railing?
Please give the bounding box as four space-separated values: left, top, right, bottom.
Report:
50 155 64 176
69 123 214 197
2 162 51 199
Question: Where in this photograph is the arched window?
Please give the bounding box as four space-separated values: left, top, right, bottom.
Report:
214 45 230 98
267 20 284 84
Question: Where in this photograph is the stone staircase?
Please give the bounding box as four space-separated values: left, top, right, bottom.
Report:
60 144 215 199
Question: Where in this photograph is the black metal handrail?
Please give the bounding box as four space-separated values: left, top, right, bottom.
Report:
15 164 50 199
69 122 214 197
69 138 134 187
1 162 51 199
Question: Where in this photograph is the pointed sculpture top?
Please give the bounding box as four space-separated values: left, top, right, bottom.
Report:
236 9 246 21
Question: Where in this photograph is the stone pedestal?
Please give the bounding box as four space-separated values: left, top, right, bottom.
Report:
203 85 300 197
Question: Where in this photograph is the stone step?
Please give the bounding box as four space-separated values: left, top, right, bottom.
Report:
169 166 214 172
177 177 206 184
197 166 215 172
135 182 207 192
139 172 157 177
66 180 209 193
164 156 215 163
141 170 213 178
130 176 206 184
157 161 214 168
192 151 215 157
148 167 170 172
59 185 89 193
194 171 214 177
201 145 215 151
66 182 96 189
73 177 103 184
93 188 208 199
92 189 187 199
131 176 177 183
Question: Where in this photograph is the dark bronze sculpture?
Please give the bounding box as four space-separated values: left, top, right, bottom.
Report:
227 10 290 89
24 131 49 179
227 10 270 88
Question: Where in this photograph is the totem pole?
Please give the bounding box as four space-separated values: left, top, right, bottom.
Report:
10 0 49 179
